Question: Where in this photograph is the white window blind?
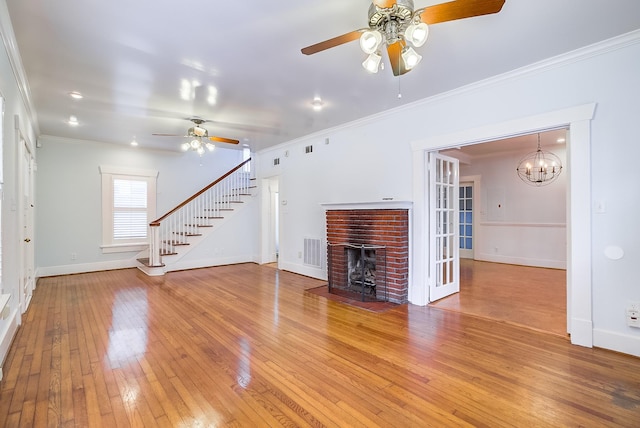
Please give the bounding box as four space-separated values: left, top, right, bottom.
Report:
113 179 148 240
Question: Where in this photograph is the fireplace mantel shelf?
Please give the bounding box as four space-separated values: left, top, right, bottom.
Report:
320 201 412 210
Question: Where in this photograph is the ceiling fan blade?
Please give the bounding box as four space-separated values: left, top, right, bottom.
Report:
417 0 505 25
208 136 240 145
301 30 364 55
372 0 397 8
387 40 410 77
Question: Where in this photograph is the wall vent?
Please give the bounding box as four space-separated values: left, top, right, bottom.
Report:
273 157 280 166
303 238 322 268
305 145 313 154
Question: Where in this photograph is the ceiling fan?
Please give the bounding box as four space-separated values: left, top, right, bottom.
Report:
153 117 239 155
301 0 505 76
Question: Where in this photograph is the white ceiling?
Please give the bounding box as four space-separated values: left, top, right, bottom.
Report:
6 0 640 153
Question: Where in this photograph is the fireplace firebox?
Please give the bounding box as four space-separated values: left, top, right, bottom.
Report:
328 243 387 302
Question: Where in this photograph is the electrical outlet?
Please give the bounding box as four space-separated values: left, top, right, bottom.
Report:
298 251 302 259
627 301 640 328
71 252 77 260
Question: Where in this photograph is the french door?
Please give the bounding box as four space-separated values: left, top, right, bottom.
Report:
429 152 460 302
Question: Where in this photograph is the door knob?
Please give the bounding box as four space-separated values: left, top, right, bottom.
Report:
24 238 31 243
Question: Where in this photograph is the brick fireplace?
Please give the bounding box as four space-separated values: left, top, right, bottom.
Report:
323 202 411 304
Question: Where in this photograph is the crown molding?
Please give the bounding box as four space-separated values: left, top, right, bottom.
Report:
0 1 39 136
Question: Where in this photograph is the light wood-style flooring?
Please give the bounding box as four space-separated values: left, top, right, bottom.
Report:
430 259 567 336
1 263 639 427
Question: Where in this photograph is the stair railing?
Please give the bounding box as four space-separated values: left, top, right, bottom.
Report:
147 158 253 267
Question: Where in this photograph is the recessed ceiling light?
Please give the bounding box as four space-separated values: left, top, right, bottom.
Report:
557 137 566 143
311 96 323 112
130 137 138 147
69 91 83 99
68 115 79 126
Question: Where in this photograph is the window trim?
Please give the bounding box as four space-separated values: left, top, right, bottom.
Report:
99 166 158 254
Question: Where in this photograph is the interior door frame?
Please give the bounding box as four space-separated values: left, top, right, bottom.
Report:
410 103 596 348
459 175 481 260
260 175 280 265
17 118 35 314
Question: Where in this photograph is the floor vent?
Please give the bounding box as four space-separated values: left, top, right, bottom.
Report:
304 238 322 268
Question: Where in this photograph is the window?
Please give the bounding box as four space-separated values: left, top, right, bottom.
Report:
100 166 157 253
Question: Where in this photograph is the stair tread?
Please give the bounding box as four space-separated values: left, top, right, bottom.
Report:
137 258 165 268
173 232 203 236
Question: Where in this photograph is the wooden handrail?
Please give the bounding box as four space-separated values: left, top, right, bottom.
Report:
150 158 251 226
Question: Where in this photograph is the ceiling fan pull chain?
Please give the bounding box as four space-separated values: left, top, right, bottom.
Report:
398 62 402 99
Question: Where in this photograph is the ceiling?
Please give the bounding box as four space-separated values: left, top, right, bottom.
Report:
5 0 640 153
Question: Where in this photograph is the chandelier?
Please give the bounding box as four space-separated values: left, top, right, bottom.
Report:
360 0 429 73
516 134 563 186
180 125 215 156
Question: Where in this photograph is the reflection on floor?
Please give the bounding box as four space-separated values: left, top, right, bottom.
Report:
429 259 567 337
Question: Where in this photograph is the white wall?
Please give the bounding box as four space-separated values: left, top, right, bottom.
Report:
35 136 251 275
257 32 640 356
459 147 567 268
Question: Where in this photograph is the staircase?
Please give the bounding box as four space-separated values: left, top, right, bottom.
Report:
137 158 255 276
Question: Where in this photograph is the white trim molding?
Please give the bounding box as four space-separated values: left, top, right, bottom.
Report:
410 103 596 350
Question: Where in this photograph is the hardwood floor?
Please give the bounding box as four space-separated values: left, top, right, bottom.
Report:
1 264 638 427
430 259 567 336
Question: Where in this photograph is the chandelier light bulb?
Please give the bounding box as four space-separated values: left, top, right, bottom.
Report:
190 139 201 149
206 142 215 152
196 146 205 156
181 142 190 151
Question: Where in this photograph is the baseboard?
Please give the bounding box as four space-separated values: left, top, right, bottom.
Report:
475 253 566 269
165 255 259 273
570 317 594 348
594 328 640 358
0 308 19 377
37 259 139 277
278 260 327 281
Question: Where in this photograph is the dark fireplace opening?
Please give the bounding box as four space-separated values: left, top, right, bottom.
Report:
348 247 376 293
328 243 387 302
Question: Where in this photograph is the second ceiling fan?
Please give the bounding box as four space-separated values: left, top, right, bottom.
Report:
301 0 505 76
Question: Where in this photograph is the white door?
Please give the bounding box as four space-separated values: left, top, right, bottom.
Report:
20 140 35 312
429 152 460 302
459 181 474 259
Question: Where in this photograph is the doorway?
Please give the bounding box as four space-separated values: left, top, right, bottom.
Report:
433 130 568 336
260 176 280 265
411 103 595 348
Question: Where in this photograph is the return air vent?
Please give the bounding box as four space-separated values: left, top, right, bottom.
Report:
303 238 322 268
305 145 313 154
273 157 280 166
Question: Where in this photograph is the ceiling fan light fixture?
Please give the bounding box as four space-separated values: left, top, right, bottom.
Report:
362 52 382 73
196 146 205 156
181 142 190 151
405 22 429 47
359 30 382 54
192 126 207 137
401 46 422 70
206 142 215 152
190 138 201 149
